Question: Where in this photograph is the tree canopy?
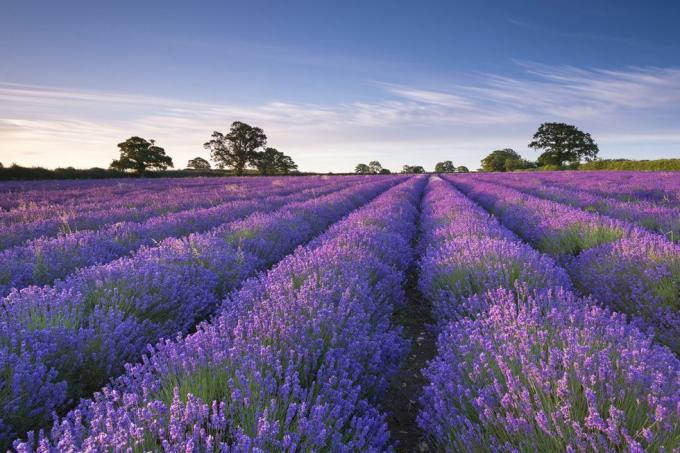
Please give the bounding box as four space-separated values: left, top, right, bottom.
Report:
456 166 469 173
480 149 532 172
355 163 371 174
187 157 211 170
110 137 173 174
253 147 298 175
355 161 386 174
204 121 267 175
402 165 425 174
368 161 383 174
434 160 455 173
529 122 599 166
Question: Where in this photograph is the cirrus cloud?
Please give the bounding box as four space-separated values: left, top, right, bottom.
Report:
1 63 679 172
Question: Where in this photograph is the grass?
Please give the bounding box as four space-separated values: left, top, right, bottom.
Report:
539 224 624 257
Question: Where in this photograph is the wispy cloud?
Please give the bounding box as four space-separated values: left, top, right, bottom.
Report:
1 63 679 171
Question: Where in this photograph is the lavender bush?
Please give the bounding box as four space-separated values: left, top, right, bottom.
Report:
418 177 570 323
2 171 679 451
11 176 425 451
0 178 352 295
417 175 680 452
477 173 680 241
419 288 680 452
0 177 399 446
571 233 680 353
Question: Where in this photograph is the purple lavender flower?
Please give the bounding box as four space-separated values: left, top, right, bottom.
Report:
571 233 680 353
417 176 570 323
0 177 360 295
1 176 402 447
11 176 424 451
419 288 680 452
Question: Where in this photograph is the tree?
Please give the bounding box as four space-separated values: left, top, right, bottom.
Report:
480 149 527 172
253 147 298 175
254 147 279 175
187 157 211 170
110 137 173 174
402 165 425 174
355 163 371 174
504 157 524 172
368 161 383 174
356 161 385 174
275 153 298 175
434 160 455 173
529 122 599 167
204 121 267 175
456 166 469 173
379 168 391 174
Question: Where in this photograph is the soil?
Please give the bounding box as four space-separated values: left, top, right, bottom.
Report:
383 224 438 451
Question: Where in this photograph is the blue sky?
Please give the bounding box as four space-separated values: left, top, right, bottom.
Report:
1 0 679 172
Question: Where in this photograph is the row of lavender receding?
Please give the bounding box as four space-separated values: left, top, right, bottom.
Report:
476 172 680 241
11 176 426 451
0 175 403 447
0 178 248 215
416 176 679 451
0 177 357 295
0 176 354 249
445 174 680 354
3 172 679 451
519 170 680 207
0 176 249 212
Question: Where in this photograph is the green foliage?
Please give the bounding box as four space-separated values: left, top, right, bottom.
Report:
368 161 383 174
539 224 624 257
355 161 385 174
204 121 267 175
456 166 469 173
186 157 211 170
434 160 456 173
110 137 173 174
402 165 425 174
355 163 371 174
253 147 298 175
480 149 530 172
529 123 599 166
579 158 680 171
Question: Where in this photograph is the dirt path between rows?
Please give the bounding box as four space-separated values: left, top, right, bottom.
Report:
383 187 437 452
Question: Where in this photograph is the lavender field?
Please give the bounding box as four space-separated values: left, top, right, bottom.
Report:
1 172 679 452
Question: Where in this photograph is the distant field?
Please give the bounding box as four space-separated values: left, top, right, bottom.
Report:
2 172 679 451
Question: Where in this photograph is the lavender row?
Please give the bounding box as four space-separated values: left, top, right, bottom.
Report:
445 175 680 354
417 176 570 324
531 171 680 207
0 176 401 446
421 289 680 451
478 172 680 241
0 177 243 212
0 176 329 227
0 182 251 247
445 176 641 258
0 177 339 248
12 176 425 451
416 177 680 451
0 178 353 296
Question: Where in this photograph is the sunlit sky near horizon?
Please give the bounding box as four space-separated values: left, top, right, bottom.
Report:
1 0 680 172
